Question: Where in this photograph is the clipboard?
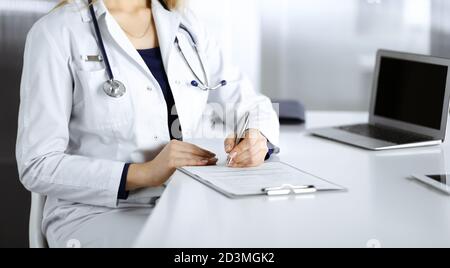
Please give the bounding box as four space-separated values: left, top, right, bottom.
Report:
179 162 345 198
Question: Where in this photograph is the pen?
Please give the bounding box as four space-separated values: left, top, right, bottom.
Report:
227 112 251 166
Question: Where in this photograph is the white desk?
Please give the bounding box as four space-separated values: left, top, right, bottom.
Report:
134 112 450 248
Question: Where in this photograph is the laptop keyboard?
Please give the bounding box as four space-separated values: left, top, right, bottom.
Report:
336 124 433 145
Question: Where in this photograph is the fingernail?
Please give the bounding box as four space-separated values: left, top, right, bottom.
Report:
201 159 209 163
230 152 238 158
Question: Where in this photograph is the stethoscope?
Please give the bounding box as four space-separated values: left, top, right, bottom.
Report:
88 1 227 98
174 25 227 91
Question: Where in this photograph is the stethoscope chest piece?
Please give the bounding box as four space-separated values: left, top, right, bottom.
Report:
103 79 126 98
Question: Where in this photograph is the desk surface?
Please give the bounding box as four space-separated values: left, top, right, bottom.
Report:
134 112 450 248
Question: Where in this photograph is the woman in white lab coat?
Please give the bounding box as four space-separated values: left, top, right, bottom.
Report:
16 0 279 248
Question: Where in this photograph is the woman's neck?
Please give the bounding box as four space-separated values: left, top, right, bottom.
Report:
103 0 159 50
104 0 150 12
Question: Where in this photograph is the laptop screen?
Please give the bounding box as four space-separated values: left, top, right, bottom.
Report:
374 56 448 130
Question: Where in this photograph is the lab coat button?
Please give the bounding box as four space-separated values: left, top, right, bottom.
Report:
154 136 158 140
146 86 153 92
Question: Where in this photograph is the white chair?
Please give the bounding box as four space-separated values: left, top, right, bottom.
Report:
29 193 48 248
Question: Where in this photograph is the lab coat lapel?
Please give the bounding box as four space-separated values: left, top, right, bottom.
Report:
99 1 153 78
152 0 181 72
75 0 106 22
90 0 180 80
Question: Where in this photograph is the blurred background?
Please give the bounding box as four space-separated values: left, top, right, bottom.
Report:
1 0 449 247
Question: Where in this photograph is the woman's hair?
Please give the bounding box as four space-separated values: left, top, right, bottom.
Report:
55 0 180 10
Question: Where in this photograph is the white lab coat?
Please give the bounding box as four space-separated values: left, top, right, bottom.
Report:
16 0 279 247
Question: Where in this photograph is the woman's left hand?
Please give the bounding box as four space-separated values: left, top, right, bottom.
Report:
224 129 269 168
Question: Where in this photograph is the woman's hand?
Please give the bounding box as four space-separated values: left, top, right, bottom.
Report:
224 129 269 168
127 140 218 190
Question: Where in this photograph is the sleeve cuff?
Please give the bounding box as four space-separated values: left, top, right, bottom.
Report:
118 163 130 200
265 141 277 160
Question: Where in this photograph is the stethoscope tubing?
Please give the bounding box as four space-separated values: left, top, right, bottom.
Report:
175 37 205 87
88 0 114 82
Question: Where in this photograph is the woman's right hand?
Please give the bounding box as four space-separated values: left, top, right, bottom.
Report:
126 140 218 190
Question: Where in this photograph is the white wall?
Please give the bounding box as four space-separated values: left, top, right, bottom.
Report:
189 0 432 111
189 0 262 90
260 0 431 111
431 0 450 58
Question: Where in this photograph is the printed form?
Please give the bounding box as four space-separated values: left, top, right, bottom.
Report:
180 162 344 198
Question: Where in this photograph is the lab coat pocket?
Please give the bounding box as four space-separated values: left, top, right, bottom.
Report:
74 67 134 138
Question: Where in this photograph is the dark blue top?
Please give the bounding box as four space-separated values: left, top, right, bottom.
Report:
118 47 180 200
138 48 180 140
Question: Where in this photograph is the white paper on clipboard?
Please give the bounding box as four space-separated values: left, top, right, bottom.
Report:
179 162 345 198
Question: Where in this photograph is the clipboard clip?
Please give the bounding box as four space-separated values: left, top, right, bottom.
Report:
262 184 317 196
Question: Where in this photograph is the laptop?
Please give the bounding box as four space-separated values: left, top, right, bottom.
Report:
311 50 450 150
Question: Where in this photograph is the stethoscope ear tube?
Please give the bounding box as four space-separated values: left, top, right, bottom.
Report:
190 80 227 91
175 27 228 91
